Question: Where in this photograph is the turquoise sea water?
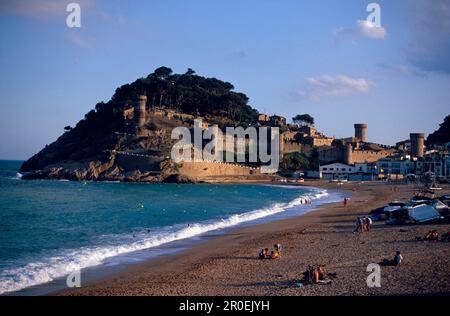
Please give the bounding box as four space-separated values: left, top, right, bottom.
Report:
0 160 339 294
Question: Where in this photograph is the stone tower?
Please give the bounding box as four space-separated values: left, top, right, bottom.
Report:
134 95 147 130
410 133 425 157
344 143 354 165
354 124 367 143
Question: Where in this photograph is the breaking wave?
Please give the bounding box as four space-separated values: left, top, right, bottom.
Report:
0 188 334 295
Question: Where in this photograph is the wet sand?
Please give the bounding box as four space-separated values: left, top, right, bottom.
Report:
59 181 450 296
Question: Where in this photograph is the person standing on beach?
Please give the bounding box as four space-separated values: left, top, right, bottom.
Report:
354 217 363 233
362 216 369 231
343 198 348 207
365 216 372 231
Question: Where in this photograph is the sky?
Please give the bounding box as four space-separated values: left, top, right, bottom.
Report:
0 0 449 160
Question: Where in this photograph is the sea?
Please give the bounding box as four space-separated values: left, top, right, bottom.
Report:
0 160 342 295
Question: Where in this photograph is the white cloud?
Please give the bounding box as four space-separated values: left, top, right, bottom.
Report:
334 20 387 44
356 20 387 39
292 75 371 101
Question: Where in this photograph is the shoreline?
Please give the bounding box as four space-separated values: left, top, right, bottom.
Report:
57 181 450 296
5 182 339 296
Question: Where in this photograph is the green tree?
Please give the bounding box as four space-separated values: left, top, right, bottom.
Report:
293 114 315 126
153 66 173 80
279 153 310 176
185 68 196 75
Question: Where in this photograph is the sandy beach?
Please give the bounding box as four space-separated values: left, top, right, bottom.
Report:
58 181 450 296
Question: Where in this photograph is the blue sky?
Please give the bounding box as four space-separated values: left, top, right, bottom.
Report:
0 0 449 160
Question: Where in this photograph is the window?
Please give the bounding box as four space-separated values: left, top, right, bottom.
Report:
323 168 328 171
342 168 346 171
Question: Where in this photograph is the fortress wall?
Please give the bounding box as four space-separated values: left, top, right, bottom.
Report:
281 142 302 155
350 150 391 164
178 161 260 178
319 146 393 164
318 147 344 163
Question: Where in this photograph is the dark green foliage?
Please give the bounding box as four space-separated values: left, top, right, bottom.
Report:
279 152 310 176
108 67 259 125
293 114 315 126
427 115 450 145
60 66 259 149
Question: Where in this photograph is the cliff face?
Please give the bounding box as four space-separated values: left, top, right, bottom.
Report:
20 114 182 182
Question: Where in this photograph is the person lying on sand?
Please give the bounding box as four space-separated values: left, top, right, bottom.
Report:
270 250 280 259
259 244 282 260
424 230 439 242
259 248 270 259
381 251 404 266
302 265 334 285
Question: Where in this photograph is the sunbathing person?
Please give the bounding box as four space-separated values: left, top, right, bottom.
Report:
314 265 332 284
270 250 280 259
381 251 403 266
430 230 439 241
394 251 403 266
302 265 315 285
258 248 270 259
274 244 282 257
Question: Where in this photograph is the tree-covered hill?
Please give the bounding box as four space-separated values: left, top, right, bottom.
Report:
111 66 258 123
427 115 450 145
20 67 260 173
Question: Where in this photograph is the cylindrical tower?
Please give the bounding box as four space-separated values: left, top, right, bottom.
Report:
354 124 368 143
134 95 147 130
344 143 353 165
410 133 425 157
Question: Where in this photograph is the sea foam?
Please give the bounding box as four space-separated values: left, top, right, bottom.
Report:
0 188 334 295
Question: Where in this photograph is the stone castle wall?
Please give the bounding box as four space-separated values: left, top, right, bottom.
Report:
319 147 392 164
178 161 260 178
349 150 392 164
281 141 303 155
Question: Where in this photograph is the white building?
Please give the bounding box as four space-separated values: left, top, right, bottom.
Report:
320 163 356 180
375 156 415 177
